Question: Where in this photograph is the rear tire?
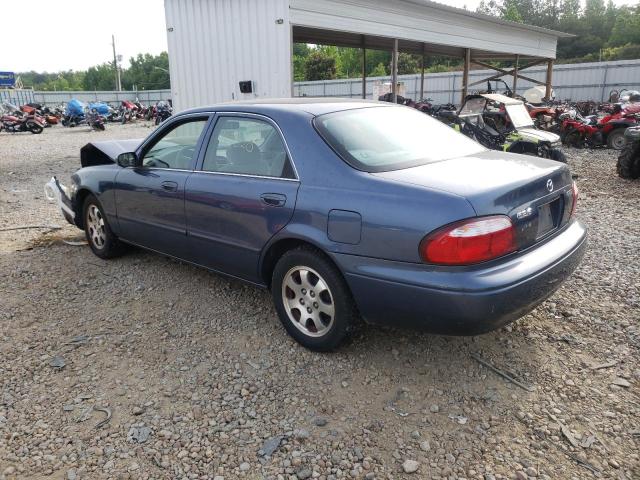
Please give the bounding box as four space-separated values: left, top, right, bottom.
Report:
83 194 125 259
607 129 626 150
29 124 43 134
271 247 358 351
617 142 640 179
550 148 566 163
563 131 583 149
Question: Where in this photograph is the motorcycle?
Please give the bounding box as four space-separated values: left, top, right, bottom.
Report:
119 100 138 124
560 105 639 150
85 107 106 131
617 126 640 179
0 102 46 134
61 99 86 127
154 100 172 125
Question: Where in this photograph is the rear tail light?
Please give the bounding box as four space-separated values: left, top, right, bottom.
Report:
570 181 579 217
419 215 516 265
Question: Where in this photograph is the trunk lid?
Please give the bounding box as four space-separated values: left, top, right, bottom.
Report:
373 150 574 247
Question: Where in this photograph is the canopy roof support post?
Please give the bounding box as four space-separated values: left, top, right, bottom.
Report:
512 55 519 95
420 44 425 101
461 48 471 102
361 35 367 100
545 59 554 100
391 38 399 103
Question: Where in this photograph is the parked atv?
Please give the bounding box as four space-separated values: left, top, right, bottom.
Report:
456 94 566 162
617 126 640 179
560 104 639 150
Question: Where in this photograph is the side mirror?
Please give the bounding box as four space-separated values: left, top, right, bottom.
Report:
117 152 140 168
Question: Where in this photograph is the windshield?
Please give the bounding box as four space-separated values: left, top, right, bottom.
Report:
505 103 534 128
314 106 486 172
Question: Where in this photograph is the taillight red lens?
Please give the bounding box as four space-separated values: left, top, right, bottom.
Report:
420 216 516 265
570 181 579 217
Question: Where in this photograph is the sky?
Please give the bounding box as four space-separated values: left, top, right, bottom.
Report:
1 0 168 72
2 0 637 73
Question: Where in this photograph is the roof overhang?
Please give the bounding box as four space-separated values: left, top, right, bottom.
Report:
290 0 571 60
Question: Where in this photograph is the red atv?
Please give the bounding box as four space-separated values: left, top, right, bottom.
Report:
560 104 639 150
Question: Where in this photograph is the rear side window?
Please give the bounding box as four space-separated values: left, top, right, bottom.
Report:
202 117 295 179
314 106 485 172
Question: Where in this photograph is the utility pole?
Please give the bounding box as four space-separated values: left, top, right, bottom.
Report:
112 35 122 91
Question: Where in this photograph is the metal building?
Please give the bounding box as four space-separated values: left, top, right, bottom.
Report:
164 0 570 111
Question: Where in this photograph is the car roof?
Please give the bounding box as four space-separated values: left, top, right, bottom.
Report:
181 98 395 117
481 93 523 105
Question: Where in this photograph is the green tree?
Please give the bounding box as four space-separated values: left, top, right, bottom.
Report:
502 0 524 22
304 50 337 81
83 63 117 90
397 53 421 74
609 6 640 46
293 43 311 81
369 62 387 77
122 52 170 90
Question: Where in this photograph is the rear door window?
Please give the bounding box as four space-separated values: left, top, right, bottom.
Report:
202 117 295 179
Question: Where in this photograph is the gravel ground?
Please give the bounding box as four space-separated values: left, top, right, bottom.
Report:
0 124 638 480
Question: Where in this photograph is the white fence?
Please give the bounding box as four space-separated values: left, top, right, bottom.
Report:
294 59 640 104
33 89 172 107
0 88 35 106
4 59 640 108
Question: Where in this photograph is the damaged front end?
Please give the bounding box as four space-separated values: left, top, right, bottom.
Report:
44 176 77 226
44 138 143 228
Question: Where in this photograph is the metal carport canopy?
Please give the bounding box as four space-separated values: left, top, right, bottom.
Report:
290 0 571 60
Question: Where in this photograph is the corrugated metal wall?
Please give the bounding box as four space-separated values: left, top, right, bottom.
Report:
32 89 171 107
0 89 35 106
295 59 640 104
164 0 292 111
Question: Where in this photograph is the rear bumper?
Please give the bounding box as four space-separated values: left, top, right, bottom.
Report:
334 220 587 335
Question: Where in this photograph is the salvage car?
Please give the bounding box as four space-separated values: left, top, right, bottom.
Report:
47 99 587 350
457 93 566 162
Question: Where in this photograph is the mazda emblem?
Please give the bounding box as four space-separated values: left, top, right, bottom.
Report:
546 179 554 192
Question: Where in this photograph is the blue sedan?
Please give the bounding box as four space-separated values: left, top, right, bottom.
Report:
53 99 586 350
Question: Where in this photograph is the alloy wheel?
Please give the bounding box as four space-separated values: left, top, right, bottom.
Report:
86 204 106 249
281 266 335 337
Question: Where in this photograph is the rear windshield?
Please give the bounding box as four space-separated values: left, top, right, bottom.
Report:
314 106 485 172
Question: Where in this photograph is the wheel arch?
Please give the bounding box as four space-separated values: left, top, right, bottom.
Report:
73 188 94 228
260 236 344 290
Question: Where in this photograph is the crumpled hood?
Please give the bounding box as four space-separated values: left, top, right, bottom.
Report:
80 139 143 167
516 127 560 144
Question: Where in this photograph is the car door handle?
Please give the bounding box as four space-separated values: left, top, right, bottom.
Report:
161 181 178 192
260 193 286 207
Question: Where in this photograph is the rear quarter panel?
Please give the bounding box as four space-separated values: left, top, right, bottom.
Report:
269 112 477 263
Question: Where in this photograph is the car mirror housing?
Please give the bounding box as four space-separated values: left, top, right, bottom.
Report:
117 152 140 168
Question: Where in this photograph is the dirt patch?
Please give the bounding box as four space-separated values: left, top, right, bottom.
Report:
0 125 638 479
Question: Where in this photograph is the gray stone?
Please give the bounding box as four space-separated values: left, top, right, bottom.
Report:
127 425 152 443
402 460 420 473
259 435 284 457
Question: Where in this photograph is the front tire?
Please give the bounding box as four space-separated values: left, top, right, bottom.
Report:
549 148 566 163
271 247 357 351
617 141 640 179
607 129 626 150
29 124 43 134
83 195 124 259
